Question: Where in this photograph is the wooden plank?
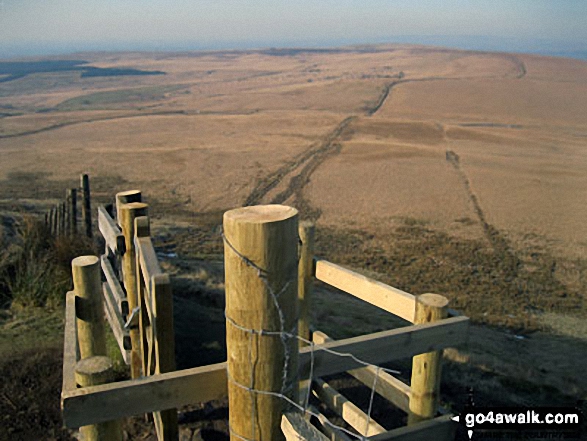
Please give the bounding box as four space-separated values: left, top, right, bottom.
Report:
300 316 469 379
103 283 132 362
98 206 125 255
368 414 456 441
61 362 227 428
281 412 329 441
310 405 353 441
313 379 386 436
100 255 129 316
313 331 410 413
315 259 416 323
134 236 162 289
150 274 178 440
62 291 78 394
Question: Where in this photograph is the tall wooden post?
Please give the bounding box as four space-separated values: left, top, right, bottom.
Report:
119 202 148 379
64 189 71 236
115 190 142 223
75 356 122 441
224 205 299 441
81 174 92 238
69 188 77 235
72 256 107 359
408 293 449 424
298 221 315 347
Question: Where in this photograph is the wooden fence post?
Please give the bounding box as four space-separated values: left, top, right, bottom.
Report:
70 188 77 235
72 256 107 359
224 205 299 441
119 201 148 379
60 201 66 237
115 189 142 224
408 293 449 425
298 221 315 347
49 208 56 235
64 189 71 237
81 174 92 238
75 356 123 441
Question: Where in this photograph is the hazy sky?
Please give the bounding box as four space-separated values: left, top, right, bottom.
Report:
1 1 586 57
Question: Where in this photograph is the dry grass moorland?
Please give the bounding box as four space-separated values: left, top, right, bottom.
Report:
0 44 586 439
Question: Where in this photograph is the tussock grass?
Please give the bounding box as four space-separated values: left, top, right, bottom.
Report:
0 215 95 309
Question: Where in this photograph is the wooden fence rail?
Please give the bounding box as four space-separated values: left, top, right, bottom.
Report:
61 201 467 441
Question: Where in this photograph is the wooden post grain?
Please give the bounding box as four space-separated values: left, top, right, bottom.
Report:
115 190 141 224
408 293 449 425
224 205 299 441
75 356 122 440
69 188 77 235
72 256 107 359
81 174 92 238
298 221 315 347
120 201 148 379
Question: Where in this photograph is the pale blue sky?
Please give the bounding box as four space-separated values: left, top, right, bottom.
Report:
1 1 586 57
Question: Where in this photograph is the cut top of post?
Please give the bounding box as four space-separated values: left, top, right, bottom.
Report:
72 255 100 268
223 204 298 224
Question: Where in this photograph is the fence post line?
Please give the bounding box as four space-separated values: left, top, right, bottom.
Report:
70 188 77 235
72 256 107 359
115 190 142 224
224 205 299 441
408 293 449 425
298 221 315 347
81 174 92 238
120 201 149 379
75 356 123 441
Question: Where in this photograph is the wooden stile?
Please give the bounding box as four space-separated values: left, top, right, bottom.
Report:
408 294 449 425
72 256 107 359
75 356 122 441
224 205 299 441
315 259 416 323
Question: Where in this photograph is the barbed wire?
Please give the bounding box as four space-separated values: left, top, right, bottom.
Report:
222 228 401 441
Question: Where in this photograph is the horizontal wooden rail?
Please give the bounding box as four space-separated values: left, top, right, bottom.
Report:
313 379 386 436
135 236 162 289
312 330 410 413
310 404 353 441
62 291 78 394
282 412 329 441
102 283 132 363
314 259 416 323
368 414 456 441
100 255 129 316
62 317 468 428
62 361 227 428
301 316 468 379
98 206 125 255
